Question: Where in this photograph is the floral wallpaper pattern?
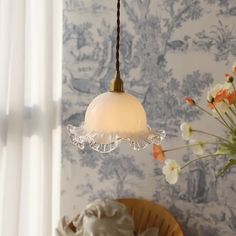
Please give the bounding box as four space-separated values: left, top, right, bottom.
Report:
62 0 236 235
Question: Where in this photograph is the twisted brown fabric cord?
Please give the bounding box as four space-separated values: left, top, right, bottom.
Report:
116 0 120 73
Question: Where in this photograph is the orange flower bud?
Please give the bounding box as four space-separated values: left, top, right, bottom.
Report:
153 144 165 162
184 97 196 106
208 102 214 110
225 73 234 83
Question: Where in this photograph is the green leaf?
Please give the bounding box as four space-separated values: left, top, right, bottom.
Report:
216 144 231 155
216 142 236 156
218 159 236 177
231 129 236 142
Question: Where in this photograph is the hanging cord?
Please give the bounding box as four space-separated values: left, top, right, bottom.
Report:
110 0 124 92
116 0 120 73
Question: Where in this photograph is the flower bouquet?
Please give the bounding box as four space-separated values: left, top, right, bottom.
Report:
154 63 236 184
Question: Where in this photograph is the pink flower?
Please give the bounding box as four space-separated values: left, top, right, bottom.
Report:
225 73 234 83
184 97 195 106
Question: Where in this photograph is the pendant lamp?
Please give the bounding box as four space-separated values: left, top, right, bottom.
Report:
67 0 165 153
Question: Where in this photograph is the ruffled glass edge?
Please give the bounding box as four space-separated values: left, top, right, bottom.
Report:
67 123 166 153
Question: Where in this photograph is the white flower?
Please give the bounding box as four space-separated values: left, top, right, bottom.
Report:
162 159 181 184
207 83 231 114
208 83 231 100
180 122 192 140
189 139 204 156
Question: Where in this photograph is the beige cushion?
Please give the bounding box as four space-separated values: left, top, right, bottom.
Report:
56 199 135 236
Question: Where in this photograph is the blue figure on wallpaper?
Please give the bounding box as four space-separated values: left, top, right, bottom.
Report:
62 0 236 235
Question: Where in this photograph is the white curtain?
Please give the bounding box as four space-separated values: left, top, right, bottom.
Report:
0 0 62 235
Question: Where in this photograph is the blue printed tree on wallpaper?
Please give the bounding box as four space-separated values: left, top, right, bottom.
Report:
76 152 144 202
193 20 236 63
63 0 236 235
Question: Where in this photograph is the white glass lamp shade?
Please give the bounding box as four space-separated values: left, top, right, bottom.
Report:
85 92 148 134
67 92 165 153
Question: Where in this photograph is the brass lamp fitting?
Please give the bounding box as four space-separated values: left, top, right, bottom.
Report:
110 72 124 92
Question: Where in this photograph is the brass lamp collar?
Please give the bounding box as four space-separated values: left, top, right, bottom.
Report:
110 71 124 92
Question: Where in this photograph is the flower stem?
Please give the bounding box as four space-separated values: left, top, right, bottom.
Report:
223 100 236 120
232 83 236 92
225 112 236 127
192 129 229 143
196 104 230 130
231 83 236 109
229 107 236 117
181 153 222 170
164 142 219 153
212 103 232 130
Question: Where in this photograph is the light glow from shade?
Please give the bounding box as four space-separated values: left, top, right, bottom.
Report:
85 92 148 134
67 92 165 153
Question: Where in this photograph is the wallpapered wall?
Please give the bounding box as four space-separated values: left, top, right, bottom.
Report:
62 0 236 235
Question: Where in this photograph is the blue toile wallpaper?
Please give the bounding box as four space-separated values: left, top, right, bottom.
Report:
62 0 236 235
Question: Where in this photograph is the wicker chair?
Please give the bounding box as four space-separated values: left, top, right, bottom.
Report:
117 198 184 236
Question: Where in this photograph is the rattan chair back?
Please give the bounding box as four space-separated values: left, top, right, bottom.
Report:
117 198 184 236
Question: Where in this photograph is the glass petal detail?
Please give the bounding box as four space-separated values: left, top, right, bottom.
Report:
67 123 166 153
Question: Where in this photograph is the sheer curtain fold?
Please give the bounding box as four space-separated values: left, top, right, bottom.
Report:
0 0 62 236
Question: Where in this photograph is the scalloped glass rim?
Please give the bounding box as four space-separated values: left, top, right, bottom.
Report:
67 123 166 153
